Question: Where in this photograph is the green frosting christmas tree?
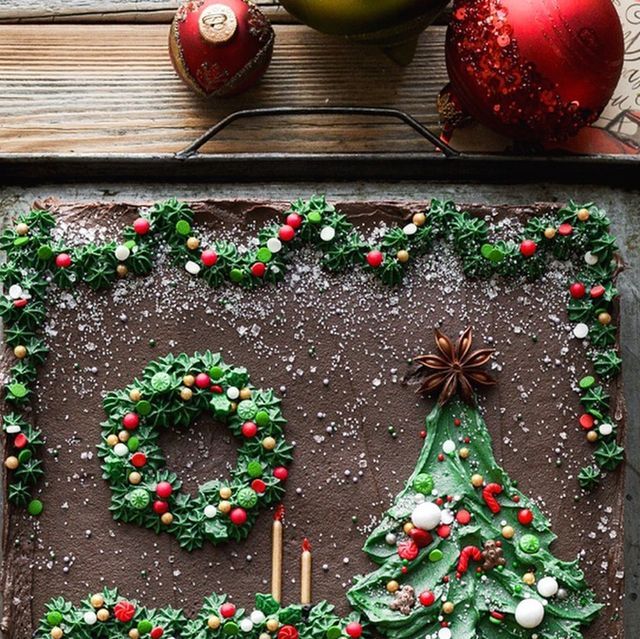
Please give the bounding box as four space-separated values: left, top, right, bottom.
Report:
348 327 600 639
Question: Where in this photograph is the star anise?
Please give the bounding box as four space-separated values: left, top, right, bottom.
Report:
412 326 496 406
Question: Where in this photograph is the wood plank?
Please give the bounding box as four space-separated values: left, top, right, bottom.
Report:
0 24 456 155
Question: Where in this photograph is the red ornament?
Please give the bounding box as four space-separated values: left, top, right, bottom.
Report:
201 249 218 267
273 466 288 481
444 0 624 142
456 509 471 525
345 622 362 639
241 421 258 437
153 500 169 515
169 0 275 97
230 507 247 525
558 223 573 237
436 524 451 538
579 413 595 430
133 218 151 235
14 433 28 449
195 373 211 389
123 412 140 430
286 213 303 229
590 285 605 299
569 282 586 299
131 452 147 468
13 298 27 308
517 508 534 525
366 250 383 268
278 626 299 639
519 240 537 257
55 253 72 268
251 262 266 278
419 590 435 606
453 418 461 426
220 602 236 618
251 479 267 493
409 527 433 548
211 384 223 394
156 481 173 499
114 601 136 623
150 628 164 639
278 225 296 242
397 539 419 560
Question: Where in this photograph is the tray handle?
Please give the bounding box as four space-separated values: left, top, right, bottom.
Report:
175 106 459 159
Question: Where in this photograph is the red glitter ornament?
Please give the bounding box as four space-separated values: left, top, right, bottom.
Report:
366 250 384 268
114 601 136 623
123 412 140 430
518 508 534 525
220 602 236 618
569 282 586 299
133 218 151 235
201 249 218 267
169 0 274 98
230 507 247 525
519 240 537 257
444 0 624 142
345 622 363 639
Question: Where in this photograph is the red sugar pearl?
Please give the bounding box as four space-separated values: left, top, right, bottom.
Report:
345 622 363 638
150 628 164 639
278 225 295 242
123 412 139 430
558 223 573 236
580 414 595 430
366 250 383 268
153 500 169 515
242 421 258 437
201 249 218 267
131 452 147 468
419 591 435 606
55 253 72 268
156 481 173 499
569 282 586 299
251 262 266 278
456 509 471 525
133 218 150 235
274 466 289 481
519 240 537 257
518 509 534 525
220 603 236 618
195 373 210 389
286 213 302 229
230 507 247 526
251 479 267 493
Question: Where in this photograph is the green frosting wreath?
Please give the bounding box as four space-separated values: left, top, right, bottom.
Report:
98 351 292 550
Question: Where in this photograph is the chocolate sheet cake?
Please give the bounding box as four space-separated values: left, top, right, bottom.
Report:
1 197 625 639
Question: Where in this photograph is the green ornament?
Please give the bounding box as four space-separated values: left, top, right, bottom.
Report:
223 621 239 635
519 534 540 554
127 436 140 452
255 411 270 427
210 366 224 380
150 372 172 393
46 611 63 626
175 219 191 236
27 499 44 516
37 245 54 260
136 400 152 416
236 487 258 509
428 549 443 562
128 488 150 510
237 400 258 420
18 449 32 463
579 376 595 390
308 211 322 224
326 626 342 639
256 247 272 263
7 383 27 399
138 620 153 634
412 473 434 495
229 268 244 283
247 461 263 478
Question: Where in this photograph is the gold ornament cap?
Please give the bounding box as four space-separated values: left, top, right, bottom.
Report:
199 4 238 45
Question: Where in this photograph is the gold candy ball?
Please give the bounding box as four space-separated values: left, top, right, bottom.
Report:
543 227 556 239
471 474 484 488
129 630 141 639
501 525 515 539
586 430 599 443
116 264 128 278
219 486 232 499
523 572 536 586
90 593 105 608
412 212 426 227
239 388 252 400
598 312 612 325
183 375 195 387
186 237 200 250
129 389 142 402
259 633 271 639
402 522 414 534
97 608 110 622
266 619 279 632
106 434 119 447
129 471 142 485
180 387 193 401
161 512 174 525
51 627 63 639
386 580 399 593
208 615 221 630
13 345 27 359
396 250 410 263
442 602 454 615
5 456 19 470
219 500 232 514
118 430 130 443
459 447 470 459
262 436 276 450
577 208 590 222
16 222 29 236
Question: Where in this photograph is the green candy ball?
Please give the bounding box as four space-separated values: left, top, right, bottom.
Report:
237 400 258 420
413 473 434 495
519 533 540 554
128 488 150 510
236 487 258 509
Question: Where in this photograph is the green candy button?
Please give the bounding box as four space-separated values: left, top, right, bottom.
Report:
175 219 191 236
28 499 44 516
413 473 434 495
519 533 540 554
308 211 322 224
236 487 258 509
247 461 263 478
128 488 150 510
13 236 30 247
579 376 596 390
237 400 257 420
47 611 63 626
150 372 172 393
229 268 244 283
223 621 239 635
326 627 342 639
8 382 28 399
210 366 223 380
255 411 270 427
136 400 152 416
428 549 443 562
18 449 32 463
138 620 153 634
256 247 273 263
127 436 140 452
37 245 54 260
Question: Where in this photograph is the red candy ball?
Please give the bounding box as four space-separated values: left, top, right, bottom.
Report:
366 250 384 268
150 628 164 639
241 421 258 437
419 590 435 606
455 509 471 525
55 253 72 268
286 213 303 229
251 479 267 493
201 249 218 267
195 373 211 389
278 625 299 639
558 223 573 237
579 413 595 430
273 466 288 481
156 481 173 499
153 500 169 515
590 285 605 299
114 601 136 623
170 0 274 98
408 527 432 548
278 225 296 242
519 240 537 257
133 218 151 235
123 412 140 430
345 623 363 639
570 282 586 299
518 508 534 525
445 0 624 142
250 262 266 278
14 433 28 449
230 507 247 525
220 603 236 618
131 452 147 468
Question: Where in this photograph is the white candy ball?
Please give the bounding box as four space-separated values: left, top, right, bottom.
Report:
113 443 129 457
84 611 97 625
411 501 441 531
204 504 217 519
437 628 452 639
185 260 201 275
573 323 589 339
515 598 545 629
227 386 240 400
115 245 130 261
240 619 254 632
598 423 613 436
320 226 336 242
266 238 282 253
442 439 456 454
385 532 397 545
440 509 454 525
8 284 23 299
537 576 559 598
250 610 266 625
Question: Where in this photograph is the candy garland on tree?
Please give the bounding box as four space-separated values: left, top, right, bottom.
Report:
98 351 291 550
37 589 367 639
0 197 623 513
348 328 601 639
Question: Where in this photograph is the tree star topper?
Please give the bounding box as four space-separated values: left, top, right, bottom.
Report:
413 326 496 405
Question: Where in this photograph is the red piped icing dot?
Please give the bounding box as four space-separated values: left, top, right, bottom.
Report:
437 453 445 462
453 418 461 426
14 433 28 449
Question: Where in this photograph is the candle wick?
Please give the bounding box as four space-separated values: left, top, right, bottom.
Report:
302 538 312 552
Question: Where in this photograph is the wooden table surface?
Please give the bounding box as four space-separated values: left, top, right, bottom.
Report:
0 0 485 157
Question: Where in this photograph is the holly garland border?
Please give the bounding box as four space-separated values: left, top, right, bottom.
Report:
0 196 624 512
37 588 367 639
99 351 292 551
